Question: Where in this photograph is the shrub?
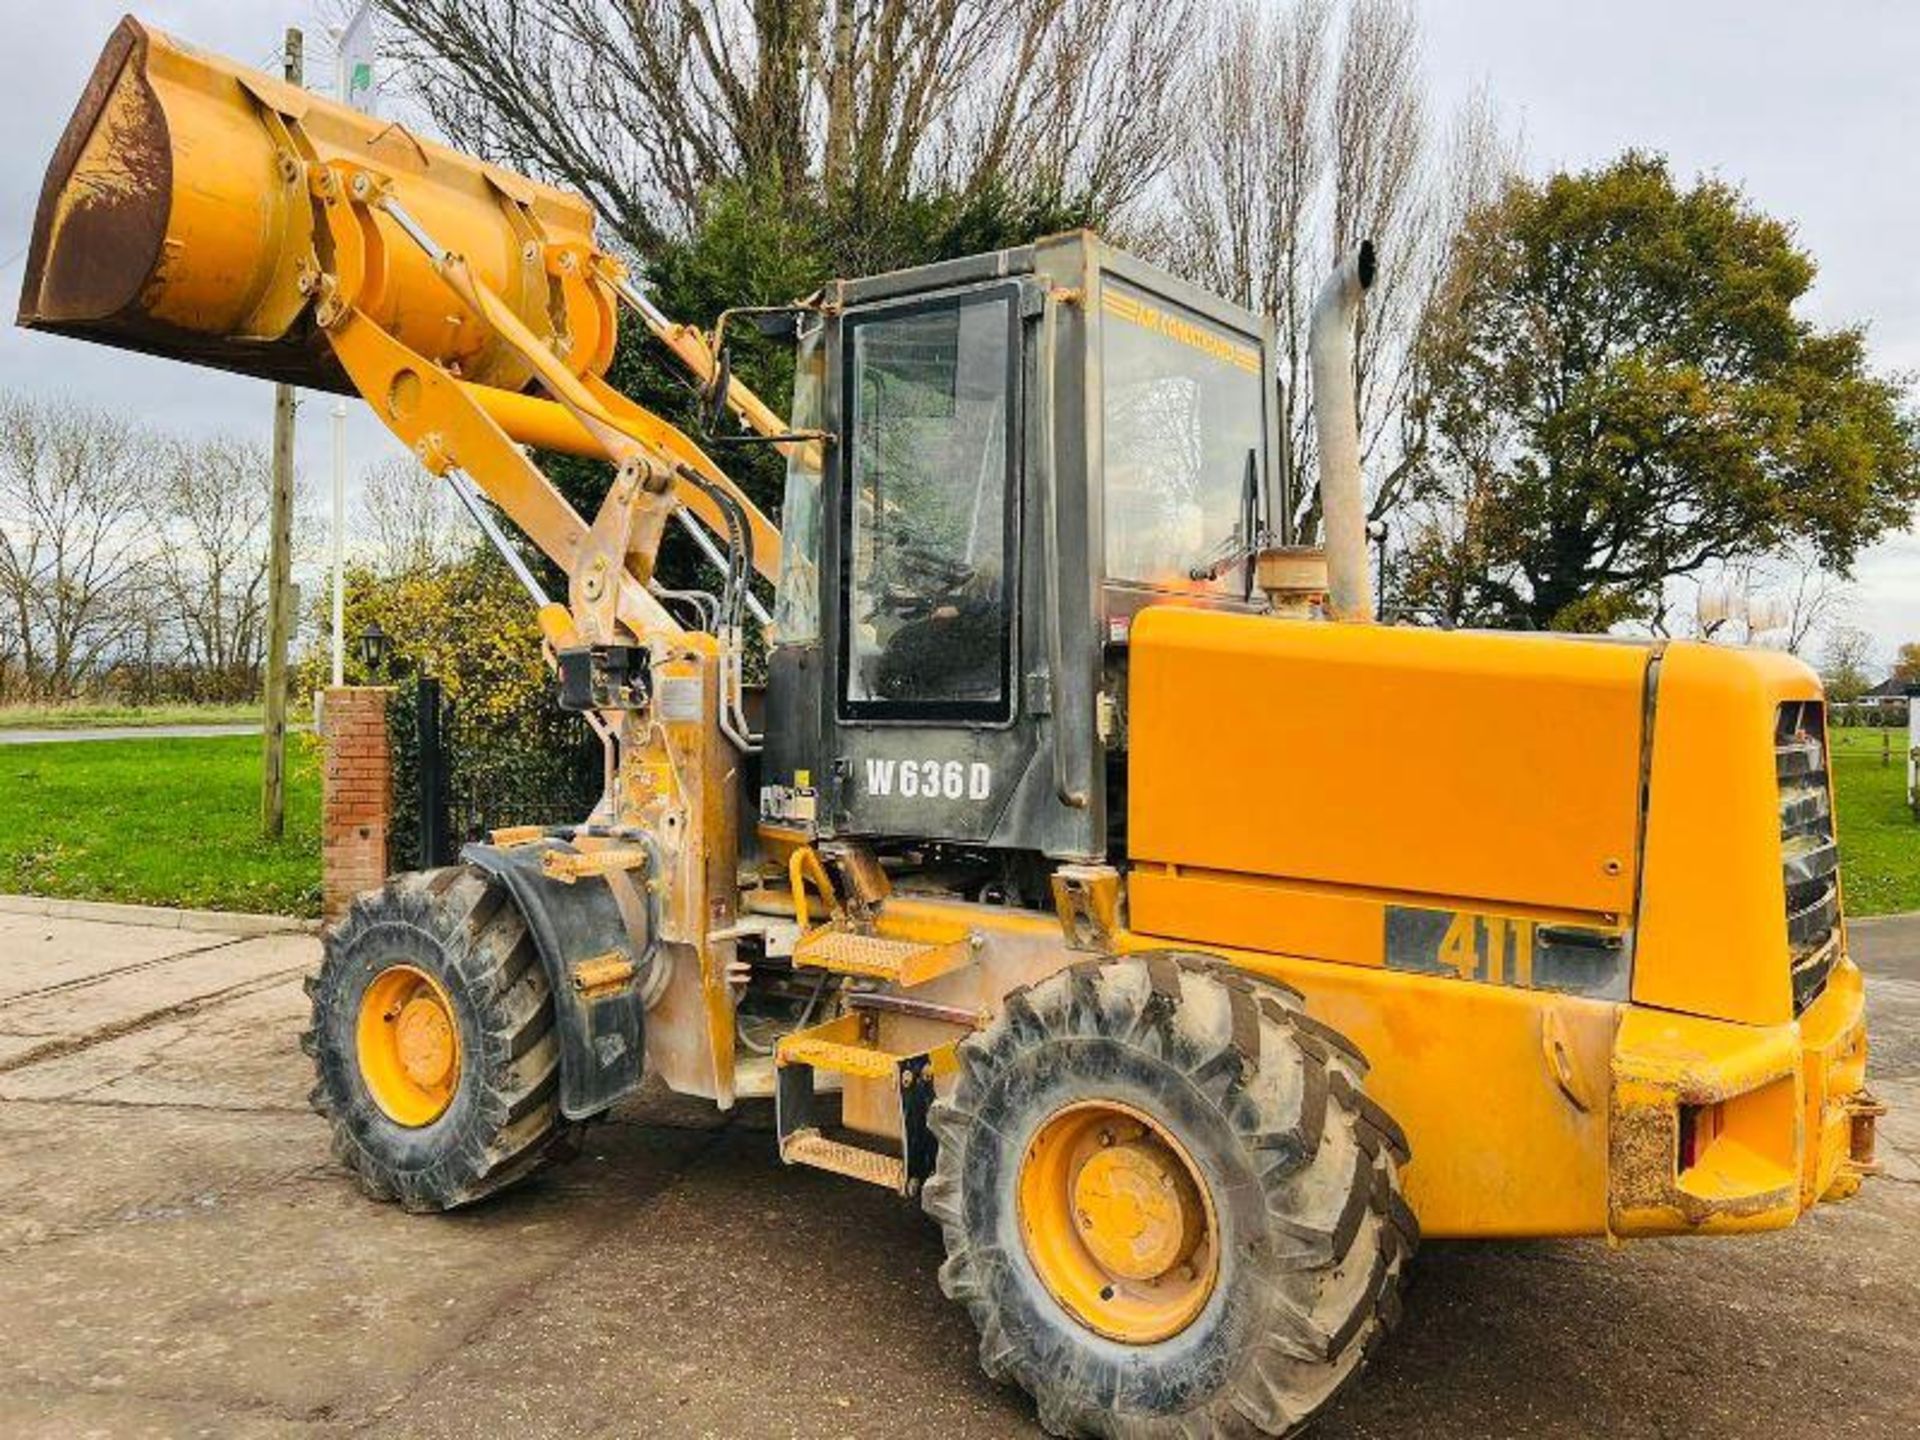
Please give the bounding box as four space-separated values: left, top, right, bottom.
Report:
302 549 603 869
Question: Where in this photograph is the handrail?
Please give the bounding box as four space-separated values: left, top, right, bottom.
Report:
1038 289 1089 810
789 847 840 930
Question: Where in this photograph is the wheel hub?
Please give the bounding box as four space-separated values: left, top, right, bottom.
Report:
355 964 461 1127
1018 1100 1220 1344
1073 1139 1204 1280
394 995 456 1089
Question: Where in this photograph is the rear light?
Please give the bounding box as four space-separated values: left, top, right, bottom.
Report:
1678 1102 1722 1172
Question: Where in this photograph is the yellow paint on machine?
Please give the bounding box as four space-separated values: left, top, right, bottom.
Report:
16 14 1881 1291
1127 609 1651 924
1101 287 1262 373
1116 603 1872 1239
1119 927 1620 1238
1634 641 1823 1026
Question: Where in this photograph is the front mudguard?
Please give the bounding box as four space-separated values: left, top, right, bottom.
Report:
462 839 652 1120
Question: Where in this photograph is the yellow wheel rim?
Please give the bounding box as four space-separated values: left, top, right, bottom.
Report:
355 964 461 1127
1017 1100 1220 1344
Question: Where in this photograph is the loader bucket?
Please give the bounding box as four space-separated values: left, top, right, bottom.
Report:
18 15 611 396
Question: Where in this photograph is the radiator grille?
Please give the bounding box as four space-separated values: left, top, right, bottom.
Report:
1776 701 1840 1013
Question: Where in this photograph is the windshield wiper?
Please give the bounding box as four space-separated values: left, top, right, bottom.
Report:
1186 450 1267 596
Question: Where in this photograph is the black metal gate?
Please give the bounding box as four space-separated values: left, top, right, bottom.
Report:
388 677 604 871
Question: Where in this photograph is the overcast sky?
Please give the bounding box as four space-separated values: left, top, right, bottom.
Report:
1 1 1915 661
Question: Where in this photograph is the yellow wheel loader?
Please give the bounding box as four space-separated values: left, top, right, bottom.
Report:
21 19 1883 1435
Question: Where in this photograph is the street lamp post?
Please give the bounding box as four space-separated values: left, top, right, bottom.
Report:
1365 518 1389 621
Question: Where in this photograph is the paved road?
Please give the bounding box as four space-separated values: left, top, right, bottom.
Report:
0 723 269 745
0 909 1914 1438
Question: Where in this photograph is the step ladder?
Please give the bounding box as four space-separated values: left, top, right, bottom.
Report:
774 1000 969 1194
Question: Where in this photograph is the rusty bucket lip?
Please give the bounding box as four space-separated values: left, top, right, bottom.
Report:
17 14 164 333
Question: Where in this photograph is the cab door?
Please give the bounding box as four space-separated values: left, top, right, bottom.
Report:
825 280 1039 846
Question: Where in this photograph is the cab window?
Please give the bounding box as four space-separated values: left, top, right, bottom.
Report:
1101 278 1265 593
841 289 1016 720
772 315 826 645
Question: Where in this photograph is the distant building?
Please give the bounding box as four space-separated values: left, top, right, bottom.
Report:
1861 675 1918 708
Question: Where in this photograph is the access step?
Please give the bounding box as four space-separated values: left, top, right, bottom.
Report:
791 924 975 987
782 1129 905 1189
776 1015 903 1079
774 1008 964 1194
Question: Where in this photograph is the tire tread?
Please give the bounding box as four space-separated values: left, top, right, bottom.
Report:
924 951 1414 1438
303 865 580 1212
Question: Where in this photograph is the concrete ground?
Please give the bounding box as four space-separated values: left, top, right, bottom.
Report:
1 908 1915 1439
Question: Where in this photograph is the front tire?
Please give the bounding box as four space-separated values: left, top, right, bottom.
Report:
924 953 1416 1437
303 867 577 1212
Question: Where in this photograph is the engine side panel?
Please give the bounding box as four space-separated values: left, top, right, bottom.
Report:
1128 608 1652 920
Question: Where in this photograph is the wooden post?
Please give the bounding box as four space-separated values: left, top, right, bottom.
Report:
262 26 303 839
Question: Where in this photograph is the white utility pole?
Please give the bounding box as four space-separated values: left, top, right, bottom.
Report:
1908 688 1919 817
330 398 347 687
329 1 378 687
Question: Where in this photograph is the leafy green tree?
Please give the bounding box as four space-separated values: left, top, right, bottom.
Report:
1399 152 1920 631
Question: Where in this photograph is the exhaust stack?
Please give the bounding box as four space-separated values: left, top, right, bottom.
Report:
1309 241 1377 622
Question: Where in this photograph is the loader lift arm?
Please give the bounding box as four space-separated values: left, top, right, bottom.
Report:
311 171 785 645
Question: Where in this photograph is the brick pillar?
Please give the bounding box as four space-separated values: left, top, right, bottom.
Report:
323 686 395 922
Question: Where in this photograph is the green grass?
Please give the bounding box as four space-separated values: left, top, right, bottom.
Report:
0 719 1907 926
0 701 260 731
1829 726 1920 917
0 735 321 916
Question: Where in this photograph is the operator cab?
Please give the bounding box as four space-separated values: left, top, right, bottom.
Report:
761 233 1288 889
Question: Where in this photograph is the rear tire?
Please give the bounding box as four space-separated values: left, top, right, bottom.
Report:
924 952 1416 1437
303 867 578 1212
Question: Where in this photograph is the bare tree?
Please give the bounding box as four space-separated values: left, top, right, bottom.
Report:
1767 553 1850 656
377 0 1197 256
1158 0 1514 541
0 396 153 700
1819 624 1876 707
143 435 277 699
358 456 467 575
0 599 20 702
943 0 1196 225
1163 0 1331 482
1687 548 1851 654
